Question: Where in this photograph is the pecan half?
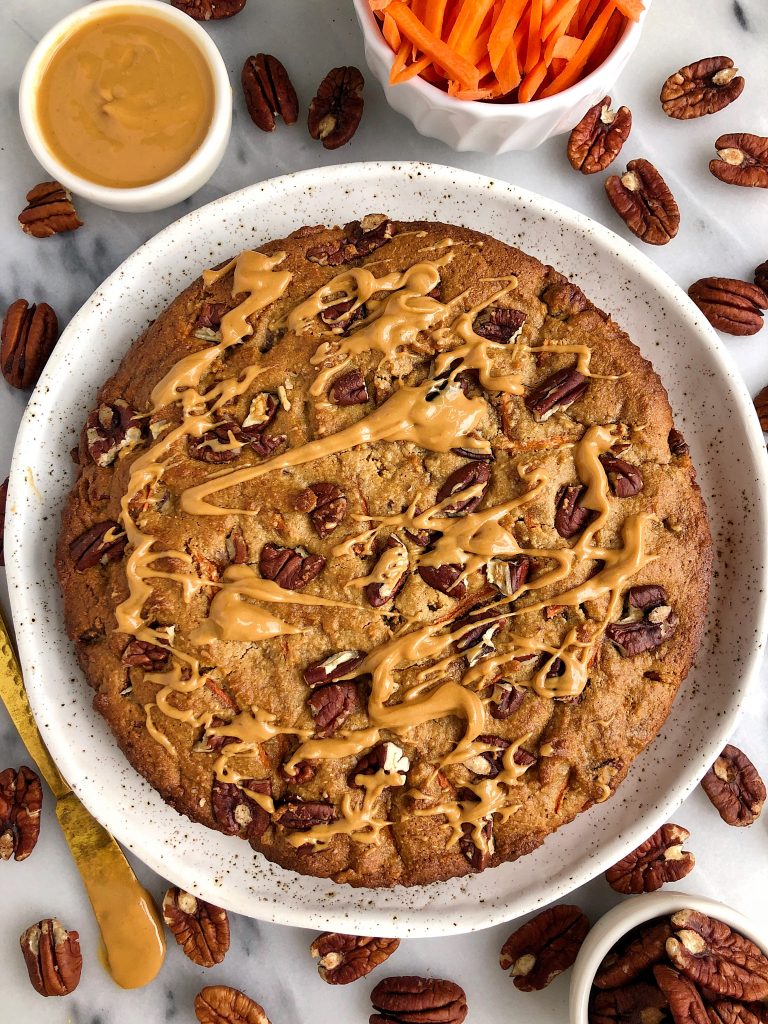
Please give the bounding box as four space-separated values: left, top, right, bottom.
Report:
242 54 298 132
20 918 82 997
0 766 42 861
70 520 127 570
189 420 284 463
162 887 230 968
669 428 689 456
370 976 468 1024
295 482 348 538
195 302 228 333
486 554 532 596
194 986 271 1024
121 639 170 670
349 741 409 785
172 0 245 17
464 734 515 780
308 216 394 266
436 462 491 516
273 800 338 831
226 525 249 564
329 367 369 405
708 1000 768 1024
259 543 325 590
0 477 7 567
755 387 768 430
701 744 765 826
304 650 365 688
310 933 399 985
661 57 744 119
710 134 768 189
308 67 364 149
568 96 632 174
526 367 589 420
542 280 591 319
18 182 82 238
605 160 680 245
594 919 673 989
755 261 768 294
307 681 359 737
417 562 466 599
489 681 526 720
459 817 494 872
667 910 768 1002
472 307 526 341
600 453 644 497
556 484 596 538
211 779 271 841
605 823 695 893
1 299 59 389
688 278 768 336
365 535 409 606
453 613 501 656
320 298 367 331
590 981 669 1024
654 965 709 1024
499 905 590 991
606 587 678 656
86 400 143 466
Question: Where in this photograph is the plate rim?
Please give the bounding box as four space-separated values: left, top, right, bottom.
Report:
7 160 768 935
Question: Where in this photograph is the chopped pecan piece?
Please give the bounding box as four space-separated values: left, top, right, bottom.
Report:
226 525 249 564
308 67 364 150
667 910 768 1002
304 650 365 688
710 134 768 189
329 367 369 405
489 681 526 720
688 278 768 336
605 823 695 893
281 760 317 785
472 307 526 341
273 800 338 831
556 484 596 538
669 428 689 456
365 535 409 606
211 779 271 841
121 639 170 670
86 400 143 466
654 965 710 1024
241 53 298 131
526 367 588 420
590 980 669 1024
320 298 367 332
464 734 511 779
606 586 678 656
307 681 359 737
417 562 466 599
194 985 271 1024
594 919 673 989
661 57 744 119
349 742 409 785
486 554 532 596
499 905 591 991
172 0 246 18
459 817 494 872
370 976 468 1024
311 932 399 985
605 160 680 245
627 585 669 611
1 299 59 389
436 462 491 516
195 301 228 332
701 744 765 826
20 918 82 997
453 613 501 657
162 887 230 968
18 181 82 238
568 96 632 174
259 543 325 590
295 482 348 538
70 520 127 571
600 453 644 497
0 766 42 861
542 279 591 319
242 393 279 431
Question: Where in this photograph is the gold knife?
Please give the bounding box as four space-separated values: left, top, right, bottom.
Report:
0 607 166 988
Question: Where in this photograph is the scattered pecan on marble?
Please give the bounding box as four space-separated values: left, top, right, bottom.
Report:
568 96 632 174
688 278 768 336
755 261 768 294
526 367 589 421
307 215 395 267
417 562 466 600
589 980 669 1024
349 742 409 785
304 650 365 688
18 182 82 238
594 919 673 989
472 307 526 341
605 823 694 894
310 932 400 985
500 905 591 992
0 766 42 862
555 484 596 539
436 462 491 516
1 299 59 389
606 584 678 657
329 367 369 405
295 482 348 539
370 976 468 1024
86 400 143 466
710 134 768 189
259 543 325 590
0 477 7 566
489 681 526 720
307 681 359 737
600 452 644 497
242 53 298 132
163 887 230 968
653 965 709 1024
701 744 765 827
20 918 82 997
70 520 127 571
667 910 768 1002
661 57 744 119
605 160 680 245
669 428 690 456
273 800 338 832
307 66 364 150
194 985 271 1024
211 779 271 841
365 535 409 607
172 0 245 18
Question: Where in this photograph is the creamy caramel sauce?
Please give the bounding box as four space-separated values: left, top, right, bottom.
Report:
36 10 214 188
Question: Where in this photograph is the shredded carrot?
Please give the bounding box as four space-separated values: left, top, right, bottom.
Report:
551 33 580 59
488 0 528 74
384 0 480 88
391 53 433 83
538 0 618 96
389 39 411 81
524 0 543 73
518 56 547 100
382 13 402 51
614 0 643 19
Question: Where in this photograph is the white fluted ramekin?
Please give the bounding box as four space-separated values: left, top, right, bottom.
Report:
570 891 768 1024
352 0 651 153
19 0 232 213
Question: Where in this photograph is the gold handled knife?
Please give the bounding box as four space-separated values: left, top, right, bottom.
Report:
0 607 166 988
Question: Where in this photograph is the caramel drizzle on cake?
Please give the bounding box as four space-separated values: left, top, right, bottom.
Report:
109 243 654 855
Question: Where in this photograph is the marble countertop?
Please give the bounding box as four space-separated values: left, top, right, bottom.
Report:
1 0 767 1020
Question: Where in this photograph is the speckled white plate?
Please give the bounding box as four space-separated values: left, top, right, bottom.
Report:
7 162 768 937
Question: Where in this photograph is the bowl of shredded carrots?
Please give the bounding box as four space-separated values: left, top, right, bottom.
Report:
353 0 650 152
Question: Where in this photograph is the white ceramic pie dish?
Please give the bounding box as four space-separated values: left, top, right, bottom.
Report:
6 161 768 936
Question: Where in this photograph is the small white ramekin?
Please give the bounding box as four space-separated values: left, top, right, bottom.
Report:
19 0 232 213
352 0 651 153
570 891 768 1024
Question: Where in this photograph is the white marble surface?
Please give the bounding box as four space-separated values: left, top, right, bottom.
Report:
1 0 767 1020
